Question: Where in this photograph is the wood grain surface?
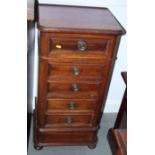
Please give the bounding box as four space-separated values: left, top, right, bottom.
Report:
34 4 126 149
38 4 126 34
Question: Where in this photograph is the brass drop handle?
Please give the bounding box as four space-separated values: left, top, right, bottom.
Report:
66 116 73 124
71 84 80 92
77 40 87 51
72 67 80 76
68 103 76 110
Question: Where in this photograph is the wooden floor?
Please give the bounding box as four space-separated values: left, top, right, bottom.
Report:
28 113 117 155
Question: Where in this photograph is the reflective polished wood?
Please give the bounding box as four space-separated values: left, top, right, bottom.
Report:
34 4 125 150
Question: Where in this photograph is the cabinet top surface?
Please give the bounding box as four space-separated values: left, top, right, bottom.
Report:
38 4 125 35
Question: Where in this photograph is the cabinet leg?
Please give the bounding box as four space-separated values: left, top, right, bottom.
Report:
88 136 98 149
34 144 43 150
88 143 97 149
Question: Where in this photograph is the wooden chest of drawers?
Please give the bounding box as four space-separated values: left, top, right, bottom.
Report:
34 4 125 150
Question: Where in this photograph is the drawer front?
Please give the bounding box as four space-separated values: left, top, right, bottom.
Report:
48 81 100 92
45 114 93 127
39 33 116 59
47 81 100 99
38 130 95 144
48 63 104 80
47 99 97 112
50 38 109 53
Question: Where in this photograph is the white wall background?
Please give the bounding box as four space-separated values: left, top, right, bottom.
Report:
33 0 127 113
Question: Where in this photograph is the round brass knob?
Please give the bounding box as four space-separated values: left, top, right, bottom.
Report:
77 40 87 51
71 84 80 92
72 67 80 76
68 103 76 110
66 116 73 124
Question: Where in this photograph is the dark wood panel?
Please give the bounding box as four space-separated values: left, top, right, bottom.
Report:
39 32 116 59
45 114 94 127
49 37 109 53
38 4 126 35
47 91 98 99
47 80 101 92
37 130 95 145
108 129 127 155
48 62 105 80
46 99 97 112
46 80 101 99
114 72 127 129
34 4 126 149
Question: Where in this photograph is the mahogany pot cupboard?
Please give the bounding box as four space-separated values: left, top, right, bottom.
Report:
34 4 126 150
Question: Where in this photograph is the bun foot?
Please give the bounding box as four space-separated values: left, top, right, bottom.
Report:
88 143 96 149
34 145 43 150
88 136 98 149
